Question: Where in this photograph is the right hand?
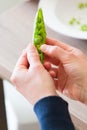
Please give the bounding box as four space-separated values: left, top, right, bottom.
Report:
11 44 57 105
41 37 87 104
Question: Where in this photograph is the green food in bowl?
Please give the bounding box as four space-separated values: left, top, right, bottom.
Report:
78 1 87 9
69 17 80 25
80 24 87 31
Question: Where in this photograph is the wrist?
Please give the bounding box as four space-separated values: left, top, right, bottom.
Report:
80 87 87 104
79 81 87 104
30 91 58 105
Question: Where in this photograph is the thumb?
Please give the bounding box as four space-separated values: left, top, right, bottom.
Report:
27 44 41 66
41 44 68 64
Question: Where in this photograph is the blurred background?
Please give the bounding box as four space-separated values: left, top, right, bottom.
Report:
0 0 39 130
0 0 24 14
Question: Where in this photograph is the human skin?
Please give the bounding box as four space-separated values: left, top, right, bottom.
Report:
41 37 87 104
11 44 57 105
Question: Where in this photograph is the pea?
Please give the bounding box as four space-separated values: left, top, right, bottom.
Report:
80 24 87 31
78 3 84 9
34 36 42 45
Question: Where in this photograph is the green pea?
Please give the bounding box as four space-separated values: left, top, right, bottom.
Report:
78 3 84 9
80 24 87 31
34 35 42 44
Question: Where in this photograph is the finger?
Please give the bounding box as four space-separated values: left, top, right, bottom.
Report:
11 49 28 83
27 44 42 67
53 78 64 93
53 79 58 89
44 61 51 71
44 54 60 66
49 68 58 78
44 61 59 78
41 44 68 64
44 61 58 70
49 70 57 78
16 49 29 69
46 37 73 51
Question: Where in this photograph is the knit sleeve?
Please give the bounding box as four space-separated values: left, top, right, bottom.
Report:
34 96 75 130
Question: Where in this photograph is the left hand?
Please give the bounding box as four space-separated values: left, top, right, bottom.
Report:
11 44 57 105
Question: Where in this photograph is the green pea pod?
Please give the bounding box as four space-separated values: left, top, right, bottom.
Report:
33 8 46 63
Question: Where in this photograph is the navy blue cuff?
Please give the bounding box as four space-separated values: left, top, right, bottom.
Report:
34 96 75 130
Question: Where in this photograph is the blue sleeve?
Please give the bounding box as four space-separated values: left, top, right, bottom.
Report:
34 96 75 130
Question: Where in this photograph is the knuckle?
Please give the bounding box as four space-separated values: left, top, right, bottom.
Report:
10 73 18 85
29 51 39 59
63 52 74 62
76 49 84 57
71 48 84 57
65 51 83 62
68 53 75 59
50 46 58 54
32 63 43 70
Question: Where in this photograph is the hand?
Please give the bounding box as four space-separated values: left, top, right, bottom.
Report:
41 38 87 104
11 44 57 105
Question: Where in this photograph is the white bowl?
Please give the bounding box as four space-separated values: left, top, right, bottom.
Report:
39 0 87 39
